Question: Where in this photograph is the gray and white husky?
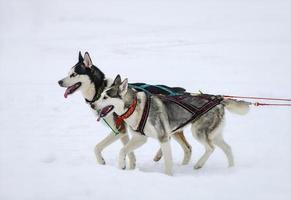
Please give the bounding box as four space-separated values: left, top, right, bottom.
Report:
58 52 192 169
97 76 251 175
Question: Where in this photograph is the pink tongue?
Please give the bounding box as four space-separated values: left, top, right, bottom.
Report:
97 115 101 122
64 86 75 98
100 106 110 117
96 106 112 122
64 88 71 98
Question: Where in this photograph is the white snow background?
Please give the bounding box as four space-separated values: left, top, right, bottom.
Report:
0 0 291 200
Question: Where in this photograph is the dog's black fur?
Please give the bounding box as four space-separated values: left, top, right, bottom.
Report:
75 52 106 96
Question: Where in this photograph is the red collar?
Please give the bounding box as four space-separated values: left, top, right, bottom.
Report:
115 97 137 128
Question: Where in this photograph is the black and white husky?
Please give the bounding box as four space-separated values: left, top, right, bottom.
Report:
58 52 192 169
97 76 251 175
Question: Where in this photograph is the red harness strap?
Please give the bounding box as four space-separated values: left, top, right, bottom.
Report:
114 95 151 135
114 97 137 129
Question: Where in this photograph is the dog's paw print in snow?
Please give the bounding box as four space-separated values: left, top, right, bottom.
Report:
41 153 57 164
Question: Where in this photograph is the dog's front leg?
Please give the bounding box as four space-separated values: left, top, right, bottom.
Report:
120 134 136 170
160 137 173 176
95 132 122 165
118 133 147 170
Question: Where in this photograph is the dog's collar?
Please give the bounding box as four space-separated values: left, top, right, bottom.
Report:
115 96 138 128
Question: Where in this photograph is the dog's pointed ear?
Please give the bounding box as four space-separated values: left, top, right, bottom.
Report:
119 78 128 96
113 74 122 85
78 51 83 62
84 52 93 68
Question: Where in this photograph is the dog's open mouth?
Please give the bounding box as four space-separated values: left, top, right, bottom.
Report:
97 105 114 121
64 82 81 98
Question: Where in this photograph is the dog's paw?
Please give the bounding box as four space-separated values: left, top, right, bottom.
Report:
193 164 202 170
96 157 106 165
118 149 127 170
119 162 126 170
182 157 191 165
95 146 106 165
228 163 234 168
153 155 162 162
165 170 173 176
128 153 136 170
153 150 162 162
128 161 136 170
118 158 126 170
181 150 192 165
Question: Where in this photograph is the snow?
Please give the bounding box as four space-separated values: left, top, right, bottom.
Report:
1 0 291 199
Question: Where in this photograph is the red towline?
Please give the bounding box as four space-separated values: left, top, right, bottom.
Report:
223 95 291 107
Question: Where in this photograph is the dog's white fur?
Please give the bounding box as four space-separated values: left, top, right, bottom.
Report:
59 52 249 175
97 78 249 175
59 53 192 170
97 87 174 175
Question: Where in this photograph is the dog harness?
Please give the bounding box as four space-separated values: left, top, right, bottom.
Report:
114 91 224 136
121 83 184 135
114 97 138 129
129 83 185 96
112 94 152 135
105 84 223 135
159 93 224 132
90 82 186 135
135 94 152 135
131 93 223 135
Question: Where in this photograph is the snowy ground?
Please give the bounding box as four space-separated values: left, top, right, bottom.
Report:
1 0 291 199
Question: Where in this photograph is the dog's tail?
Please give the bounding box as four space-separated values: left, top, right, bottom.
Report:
221 98 251 115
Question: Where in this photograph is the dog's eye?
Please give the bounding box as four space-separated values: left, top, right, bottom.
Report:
103 96 108 100
70 73 77 78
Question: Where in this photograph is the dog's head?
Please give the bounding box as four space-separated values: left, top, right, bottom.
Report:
58 52 105 98
97 75 130 120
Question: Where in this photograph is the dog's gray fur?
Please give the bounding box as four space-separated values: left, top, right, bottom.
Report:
97 76 250 175
58 52 193 170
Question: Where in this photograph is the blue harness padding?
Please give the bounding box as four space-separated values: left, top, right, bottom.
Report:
129 83 185 96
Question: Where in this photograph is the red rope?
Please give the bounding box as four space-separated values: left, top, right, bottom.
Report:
224 95 291 102
253 102 291 107
223 95 291 107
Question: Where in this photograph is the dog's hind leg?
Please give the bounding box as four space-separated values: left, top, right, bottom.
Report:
95 132 122 165
192 128 215 169
118 133 147 170
173 131 192 165
153 131 192 165
120 134 136 169
213 134 234 167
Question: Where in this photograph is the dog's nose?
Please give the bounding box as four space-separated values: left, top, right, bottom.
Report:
58 80 63 86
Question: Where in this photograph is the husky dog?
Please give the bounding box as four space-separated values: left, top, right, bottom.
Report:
97 75 250 175
58 52 192 169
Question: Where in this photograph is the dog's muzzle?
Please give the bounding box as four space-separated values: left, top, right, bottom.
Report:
58 80 63 86
97 105 114 121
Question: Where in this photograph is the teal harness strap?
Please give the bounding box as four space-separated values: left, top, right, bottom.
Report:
128 84 152 94
129 84 179 96
154 85 179 96
138 84 149 89
102 118 120 136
